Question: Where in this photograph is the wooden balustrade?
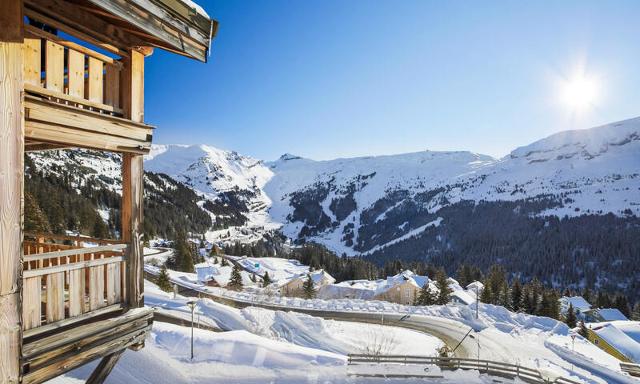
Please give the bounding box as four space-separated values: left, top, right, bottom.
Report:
21 237 128 338
22 23 123 116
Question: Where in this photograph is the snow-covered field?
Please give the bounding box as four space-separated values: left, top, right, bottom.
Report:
145 265 639 384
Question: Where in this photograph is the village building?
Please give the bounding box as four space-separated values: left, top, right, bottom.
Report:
0 0 216 382
280 270 336 297
559 296 592 317
372 270 431 305
583 308 629 322
586 321 640 363
195 262 256 288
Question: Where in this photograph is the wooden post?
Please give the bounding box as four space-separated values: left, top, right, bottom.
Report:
121 49 145 309
0 1 24 383
85 350 125 384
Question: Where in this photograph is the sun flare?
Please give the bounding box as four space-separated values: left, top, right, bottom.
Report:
560 74 599 110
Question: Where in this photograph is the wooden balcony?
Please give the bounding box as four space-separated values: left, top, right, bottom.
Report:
20 233 153 384
22 22 154 154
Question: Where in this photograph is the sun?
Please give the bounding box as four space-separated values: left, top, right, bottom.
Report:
560 74 598 111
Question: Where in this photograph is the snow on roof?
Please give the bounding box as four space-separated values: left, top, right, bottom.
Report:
232 256 310 283
591 322 640 363
466 281 484 291
560 296 592 312
596 308 628 321
385 270 430 289
179 0 209 18
451 290 475 305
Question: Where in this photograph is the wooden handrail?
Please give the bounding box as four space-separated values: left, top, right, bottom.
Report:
23 256 125 278
24 232 128 245
23 244 127 262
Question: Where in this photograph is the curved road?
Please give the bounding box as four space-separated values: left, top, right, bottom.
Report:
162 278 478 358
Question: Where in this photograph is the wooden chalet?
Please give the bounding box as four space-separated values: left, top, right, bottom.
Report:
0 0 216 383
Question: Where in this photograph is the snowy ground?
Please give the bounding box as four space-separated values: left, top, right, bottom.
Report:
145 264 639 384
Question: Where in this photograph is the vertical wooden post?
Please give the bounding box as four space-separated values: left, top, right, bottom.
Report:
0 1 24 382
121 49 145 309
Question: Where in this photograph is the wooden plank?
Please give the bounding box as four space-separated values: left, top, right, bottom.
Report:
23 0 142 56
122 154 144 308
25 83 122 114
45 40 64 92
104 64 120 108
45 272 64 323
105 263 121 305
23 257 125 279
89 264 105 311
22 277 42 330
25 120 151 154
23 38 42 86
23 327 149 384
68 269 84 317
67 49 85 99
87 57 104 103
121 50 145 123
0 23 24 383
23 307 150 357
0 0 24 42
24 95 151 140
85 350 125 384
23 244 126 262
23 304 124 340
24 232 127 245
24 25 120 66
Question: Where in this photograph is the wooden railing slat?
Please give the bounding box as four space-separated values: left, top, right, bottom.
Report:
68 269 85 317
23 277 42 330
68 49 85 99
23 38 42 86
87 57 104 103
45 40 64 92
46 272 65 323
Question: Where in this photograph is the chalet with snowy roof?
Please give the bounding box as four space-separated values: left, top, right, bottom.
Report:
373 270 431 305
280 270 335 297
466 281 484 296
0 0 216 382
195 262 255 288
559 296 592 317
584 308 629 322
587 321 640 363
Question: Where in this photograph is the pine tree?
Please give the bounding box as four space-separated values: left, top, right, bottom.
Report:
565 303 577 328
221 257 229 267
302 274 316 299
434 269 452 305
416 283 437 306
228 264 244 291
157 265 172 293
631 303 640 321
578 321 589 338
498 283 512 310
24 191 51 233
511 278 523 312
262 271 272 288
173 233 195 273
480 284 493 304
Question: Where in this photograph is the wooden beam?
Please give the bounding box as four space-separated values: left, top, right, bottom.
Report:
85 350 125 384
121 50 145 124
0 0 24 42
0 3 24 381
121 154 144 308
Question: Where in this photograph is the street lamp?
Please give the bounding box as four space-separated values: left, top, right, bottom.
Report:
475 285 479 320
187 300 197 360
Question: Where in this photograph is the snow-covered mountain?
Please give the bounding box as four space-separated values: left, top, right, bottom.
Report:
140 117 639 256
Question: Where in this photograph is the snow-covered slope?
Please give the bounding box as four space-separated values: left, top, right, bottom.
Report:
139 118 639 256
145 144 280 242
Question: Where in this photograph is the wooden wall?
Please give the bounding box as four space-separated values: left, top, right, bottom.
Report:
0 1 24 382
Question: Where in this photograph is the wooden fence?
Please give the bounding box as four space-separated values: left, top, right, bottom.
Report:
22 234 128 338
23 23 122 116
347 354 583 384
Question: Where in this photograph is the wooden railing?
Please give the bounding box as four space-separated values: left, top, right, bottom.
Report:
23 23 123 116
347 354 583 384
22 234 128 338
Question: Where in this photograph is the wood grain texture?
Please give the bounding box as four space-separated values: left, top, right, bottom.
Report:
22 277 41 330
23 38 41 86
45 272 64 323
67 49 85 98
85 350 125 384
122 154 144 308
87 57 104 103
0 37 24 384
68 269 84 317
0 0 24 42
45 40 64 92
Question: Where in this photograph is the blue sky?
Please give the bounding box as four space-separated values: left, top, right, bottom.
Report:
145 0 640 161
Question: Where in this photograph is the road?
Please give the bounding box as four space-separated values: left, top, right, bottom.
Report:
160 277 478 358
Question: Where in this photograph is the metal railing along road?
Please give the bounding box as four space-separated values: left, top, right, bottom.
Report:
347 354 583 384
